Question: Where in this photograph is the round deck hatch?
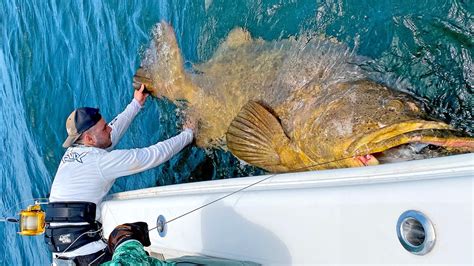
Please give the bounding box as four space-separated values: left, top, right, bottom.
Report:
396 210 435 255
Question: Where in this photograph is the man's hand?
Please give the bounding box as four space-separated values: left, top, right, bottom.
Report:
134 84 149 106
183 115 198 136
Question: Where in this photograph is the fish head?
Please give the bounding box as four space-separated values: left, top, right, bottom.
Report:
296 80 473 169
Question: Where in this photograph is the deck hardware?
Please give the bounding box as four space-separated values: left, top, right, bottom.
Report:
396 210 435 255
156 215 167 237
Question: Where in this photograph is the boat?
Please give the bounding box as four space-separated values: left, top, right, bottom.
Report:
100 153 474 265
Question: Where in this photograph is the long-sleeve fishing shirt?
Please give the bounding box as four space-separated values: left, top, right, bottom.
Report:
49 99 193 258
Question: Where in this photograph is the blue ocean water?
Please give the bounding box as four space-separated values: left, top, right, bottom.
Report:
1 0 472 264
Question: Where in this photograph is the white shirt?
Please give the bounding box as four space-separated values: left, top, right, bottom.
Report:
49 99 193 258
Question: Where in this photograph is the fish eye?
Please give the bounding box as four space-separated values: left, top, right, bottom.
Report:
386 100 403 112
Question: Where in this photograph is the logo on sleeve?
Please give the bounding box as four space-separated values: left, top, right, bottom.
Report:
62 151 88 163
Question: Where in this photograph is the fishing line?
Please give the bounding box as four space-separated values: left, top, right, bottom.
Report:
148 154 366 232
1 198 49 225
1 198 49 218
49 226 105 266
59 226 104 254
149 172 277 232
87 251 106 266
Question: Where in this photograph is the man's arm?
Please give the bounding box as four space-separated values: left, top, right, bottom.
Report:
107 85 149 150
99 129 193 181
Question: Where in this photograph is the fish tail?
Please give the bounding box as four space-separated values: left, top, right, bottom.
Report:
135 21 198 102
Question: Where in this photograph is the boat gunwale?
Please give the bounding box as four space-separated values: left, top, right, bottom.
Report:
106 154 473 201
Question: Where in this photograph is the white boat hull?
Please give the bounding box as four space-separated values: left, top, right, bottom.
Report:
101 154 474 265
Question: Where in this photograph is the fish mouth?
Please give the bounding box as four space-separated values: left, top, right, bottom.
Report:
346 120 474 166
355 154 379 166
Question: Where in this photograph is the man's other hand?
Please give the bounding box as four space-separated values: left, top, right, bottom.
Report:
134 84 149 106
183 115 198 136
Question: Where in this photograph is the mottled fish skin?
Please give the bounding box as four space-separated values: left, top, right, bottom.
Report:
135 22 474 172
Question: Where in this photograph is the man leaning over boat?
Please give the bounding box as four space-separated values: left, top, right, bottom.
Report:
47 84 196 265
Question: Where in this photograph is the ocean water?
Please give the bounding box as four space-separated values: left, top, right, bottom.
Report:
1 0 472 264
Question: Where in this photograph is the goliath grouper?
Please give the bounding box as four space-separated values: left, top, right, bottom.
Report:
134 22 474 172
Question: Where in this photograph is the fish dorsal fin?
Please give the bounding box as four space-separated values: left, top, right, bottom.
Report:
226 101 292 172
137 22 197 102
221 27 252 49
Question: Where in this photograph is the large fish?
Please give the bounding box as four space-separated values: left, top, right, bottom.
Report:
134 22 474 173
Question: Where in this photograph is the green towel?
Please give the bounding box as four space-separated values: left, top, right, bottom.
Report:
101 240 176 266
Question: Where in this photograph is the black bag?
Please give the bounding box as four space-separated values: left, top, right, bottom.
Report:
45 222 102 253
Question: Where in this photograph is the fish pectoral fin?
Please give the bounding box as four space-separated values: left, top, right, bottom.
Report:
226 101 291 172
